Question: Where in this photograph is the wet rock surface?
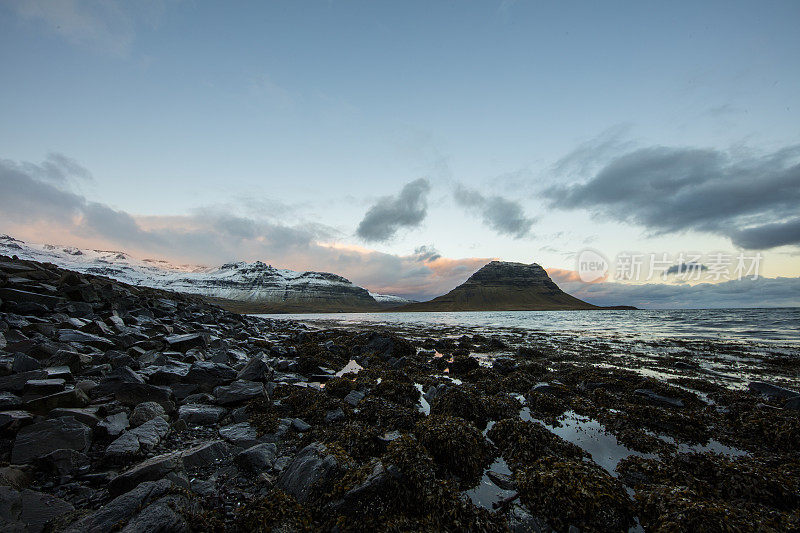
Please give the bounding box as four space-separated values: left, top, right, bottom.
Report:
0 253 797 531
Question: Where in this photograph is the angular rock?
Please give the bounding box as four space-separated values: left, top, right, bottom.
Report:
38 448 90 476
213 379 264 405
234 442 277 472
105 417 170 458
178 404 227 426
0 391 22 410
24 378 66 395
181 440 230 469
24 388 90 414
0 486 74 533
0 410 34 433
12 353 41 373
218 422 260 447
325 407 345 424
292 418 311 432
115 383 174 412
634 388 684 408
108 450 184 496
118 496 186 533
0 288 65 309
165 333 209 352
487 470 516 490
237 356 274 382
0 370 47 393
64 479 174 533
748 381 800 401
344 390 365 406
47 350 90 374
185 361 236 391
48 407 101 427
142 363 190 385
277 442 339 502
95 366 145 396
97 412 129 438
57 329 115 349
129 401 167 427
11 417 92 464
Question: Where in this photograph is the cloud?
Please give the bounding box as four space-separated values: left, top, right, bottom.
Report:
412 245 441 263
356 178 431 242
551 125 634 179
453 185 536 238
546 144 800 249
556 276 800 309
665 262 708 275
4 0 168 56
729 217 800 250
0 155 488 300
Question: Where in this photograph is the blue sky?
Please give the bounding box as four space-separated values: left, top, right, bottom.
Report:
1 1 799 305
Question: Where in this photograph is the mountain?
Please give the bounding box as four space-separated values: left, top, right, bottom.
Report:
0 235 409 313
396 260 609 311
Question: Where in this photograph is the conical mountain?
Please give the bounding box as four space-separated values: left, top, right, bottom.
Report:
396 261 599 311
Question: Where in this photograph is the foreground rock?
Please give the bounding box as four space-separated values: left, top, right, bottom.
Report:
0 252 797 532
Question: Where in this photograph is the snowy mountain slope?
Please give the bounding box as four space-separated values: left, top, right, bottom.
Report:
368 291 416 304
0 235 407 310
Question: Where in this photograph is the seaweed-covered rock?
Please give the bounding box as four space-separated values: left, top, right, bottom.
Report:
414 415 490 486
516 457 635 532
487 419 585 469
356 396 422 432
373 379 419 406
429 386 488 428
617 452 800 529
449 355 480 375
236 489 313 532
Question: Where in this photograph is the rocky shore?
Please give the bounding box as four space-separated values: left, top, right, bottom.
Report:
0 253 798 532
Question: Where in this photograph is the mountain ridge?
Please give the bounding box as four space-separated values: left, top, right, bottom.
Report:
0 235 414 313
395 260 631 311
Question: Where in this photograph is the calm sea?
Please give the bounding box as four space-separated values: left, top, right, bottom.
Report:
255 307 800 345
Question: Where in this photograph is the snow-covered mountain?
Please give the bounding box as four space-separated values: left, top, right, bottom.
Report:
0 235 414 312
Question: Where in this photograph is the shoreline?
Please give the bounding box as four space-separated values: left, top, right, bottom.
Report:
1 254 798 531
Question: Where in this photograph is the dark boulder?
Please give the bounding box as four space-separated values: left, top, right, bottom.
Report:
11 417 92 464
277 442 339 503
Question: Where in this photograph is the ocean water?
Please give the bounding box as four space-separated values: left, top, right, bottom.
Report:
255 307 800 345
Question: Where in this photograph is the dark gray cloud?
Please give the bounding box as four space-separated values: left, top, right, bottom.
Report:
356 178 430 242
453 185 535 238
665 262 708 275
546 144 800 249
730 217 800 250
0 156 87 224
413 245 441 263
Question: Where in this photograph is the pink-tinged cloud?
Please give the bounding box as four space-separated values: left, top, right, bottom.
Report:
0 154 492 300
545 267 608 284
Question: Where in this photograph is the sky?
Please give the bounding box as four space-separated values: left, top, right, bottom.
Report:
1 1 799 307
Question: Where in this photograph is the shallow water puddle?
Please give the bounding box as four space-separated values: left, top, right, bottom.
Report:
464 456 516 509
521 408 656 476
657 434 747 456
